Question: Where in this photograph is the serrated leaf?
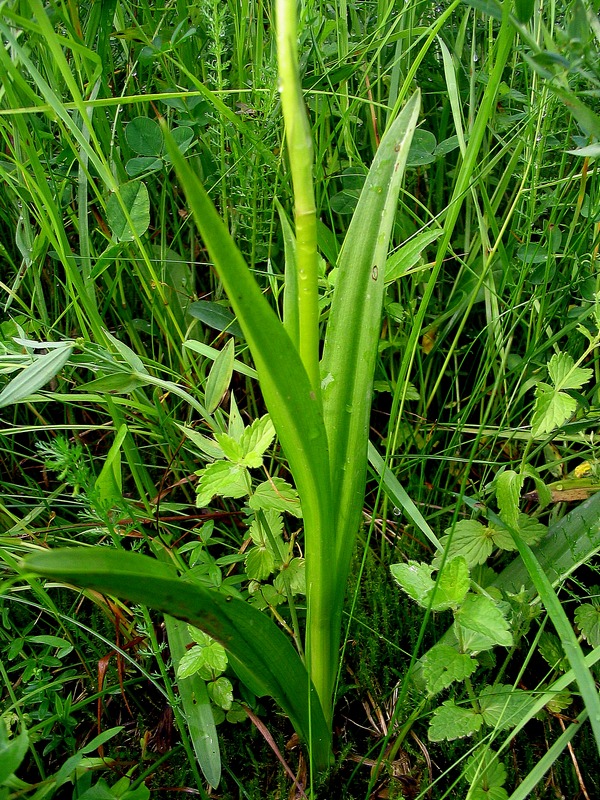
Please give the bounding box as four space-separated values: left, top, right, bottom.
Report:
205 339 235 413
429 700 483 741
248 478 302 517
391 561 435 605
177 646 210 680
214 432 246 464
239 416 276 464
479 684 531 729
274 557 306 594
455 594 513 652
107 181 150 242
531 383 577 436
436 520 493 567
496 470 523 529
545 690 572 713
249 511 285 558
464 749 507 798
547 352 593 391
391 557 469 611
208 677 233 710
538 632 568 672
0 343 73 408
421 644 477 695
489 514 547 552
196 461 249 507
245 546 275 581
522 464 553 510
574 603 600 647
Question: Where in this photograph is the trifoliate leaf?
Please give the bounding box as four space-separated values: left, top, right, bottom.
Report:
247 581 286 609
226 701 247 723
455 595 513 652
574 603 600 647
248 478 302 517
464 749 507 800
177 632 228 681
531 383 577 436
274 557 306 595
208 677 233 711
421 645 478 696
547 351 593 391
435 520 494 568
538 632 568 672
196 460 249 507
429 700 483 741
496 470 523 529
478 684 531 729
391 557 470 611
239 416 276 465
245 546 275 581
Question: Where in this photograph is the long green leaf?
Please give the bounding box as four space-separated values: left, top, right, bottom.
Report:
320 90 421 572
506 531 600 751
163 127 338 722
0 343 74 409
164 615 221 788
24 548 332 768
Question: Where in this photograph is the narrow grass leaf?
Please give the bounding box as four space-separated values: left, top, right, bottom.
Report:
506 529 600 750
0 343 73 409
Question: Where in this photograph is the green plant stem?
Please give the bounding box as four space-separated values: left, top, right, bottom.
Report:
276 0 320 398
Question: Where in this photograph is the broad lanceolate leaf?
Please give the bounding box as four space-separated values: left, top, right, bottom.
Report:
421 644 477 696
24 548 331 767
547 351 592 391
531 382 577 436
321 91 421 578
428 700 483 742
0 342 74 408
384 229 441 283
454 594 513 652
